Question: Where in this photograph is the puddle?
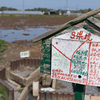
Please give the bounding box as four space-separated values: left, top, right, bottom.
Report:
0 27 52 43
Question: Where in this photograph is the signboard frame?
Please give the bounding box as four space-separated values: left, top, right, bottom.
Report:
51 28 100 87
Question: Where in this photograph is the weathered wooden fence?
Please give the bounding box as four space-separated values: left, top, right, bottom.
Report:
10 58 41 70
0 79 14 100
0 67 14 100
0 67 5 80
39 90 75 100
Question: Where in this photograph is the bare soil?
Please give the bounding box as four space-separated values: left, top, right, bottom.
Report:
0 16 76 30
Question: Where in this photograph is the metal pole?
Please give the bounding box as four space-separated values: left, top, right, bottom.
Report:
23 0 24 14
66 0 68 10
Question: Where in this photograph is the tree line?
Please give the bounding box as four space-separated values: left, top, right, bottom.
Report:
70 8 92 13
25 8 53 12
0 6 18 11
0 6 92 13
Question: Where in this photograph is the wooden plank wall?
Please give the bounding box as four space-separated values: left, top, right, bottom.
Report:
0 67 5 80
40 27 79 74
10 58 41 70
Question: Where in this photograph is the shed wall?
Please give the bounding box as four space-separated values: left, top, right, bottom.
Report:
40 26 79 74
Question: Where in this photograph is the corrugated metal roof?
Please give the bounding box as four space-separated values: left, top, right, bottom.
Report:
2 11 43 14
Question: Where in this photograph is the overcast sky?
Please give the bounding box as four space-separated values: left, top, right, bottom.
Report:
0 0 100 10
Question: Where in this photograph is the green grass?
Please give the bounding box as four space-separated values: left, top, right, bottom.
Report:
18 89 23 93
0 40 7 61
36 64 40 69
0 56 4 60
0 40 7 53
55 80 59 90
29 15 32 17
0 14 77 18
0 86 10 100
9 14 15 17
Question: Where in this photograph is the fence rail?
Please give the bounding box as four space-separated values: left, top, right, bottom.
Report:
39 90 75 100
10 58 41 70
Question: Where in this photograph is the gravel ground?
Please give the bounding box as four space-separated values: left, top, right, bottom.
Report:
5 81 20 100
56 80 74 93
85 85 100 95
13 67 35 77
56 80 100 95
13 69 33 77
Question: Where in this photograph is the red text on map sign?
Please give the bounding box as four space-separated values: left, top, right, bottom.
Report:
70 30 92 41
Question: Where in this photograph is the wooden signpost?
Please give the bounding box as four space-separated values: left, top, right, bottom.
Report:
20 51 30 58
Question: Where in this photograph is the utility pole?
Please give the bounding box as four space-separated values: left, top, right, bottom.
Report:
76 5 78 11
66 0 68 10
23 0 24 14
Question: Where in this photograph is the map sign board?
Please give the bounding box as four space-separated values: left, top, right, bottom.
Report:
51 28 100 86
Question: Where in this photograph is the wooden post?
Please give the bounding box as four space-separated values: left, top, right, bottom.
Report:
75 84 85 100
33 81 39 97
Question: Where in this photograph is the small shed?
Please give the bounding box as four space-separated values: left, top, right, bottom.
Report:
33 7 100 75
33 7 100 99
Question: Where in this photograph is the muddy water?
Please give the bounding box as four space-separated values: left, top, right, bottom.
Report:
0 27 52 43
0 16 76 43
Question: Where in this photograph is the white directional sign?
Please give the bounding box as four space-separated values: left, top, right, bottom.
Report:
51 28 100 86
20 51 30 58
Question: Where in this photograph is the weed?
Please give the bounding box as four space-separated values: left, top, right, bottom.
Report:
18 89 23 93
9 14 15 17
55 80 59 90
0 40 7 62
0 40 7 53
0 86 10 100
29 15 32 17
36 64 40 69
5 77 8 81
0 57 4 60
